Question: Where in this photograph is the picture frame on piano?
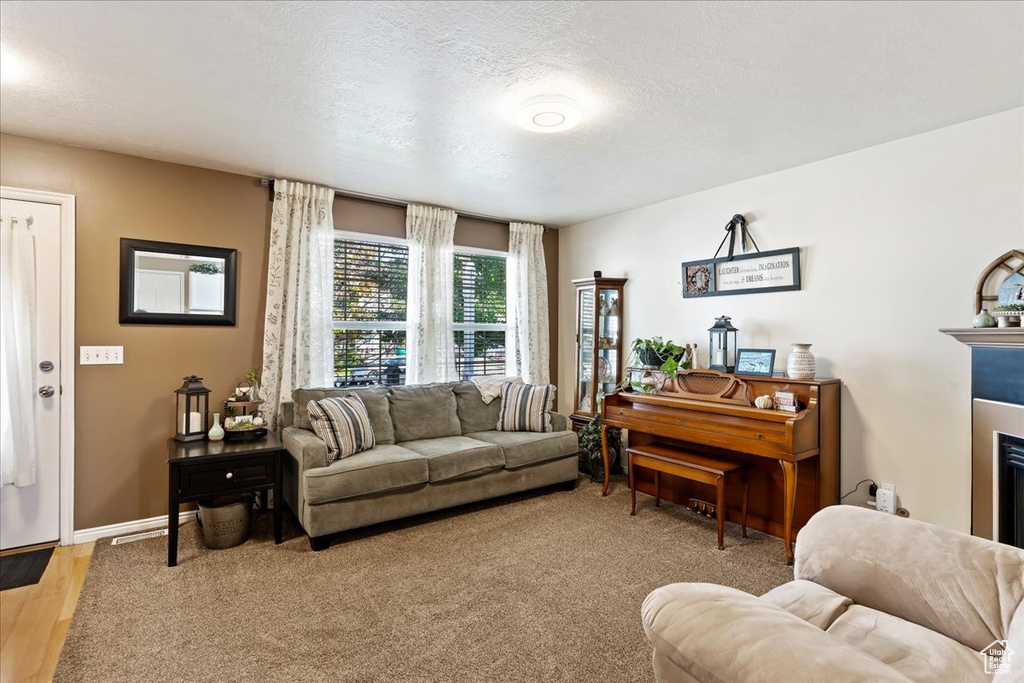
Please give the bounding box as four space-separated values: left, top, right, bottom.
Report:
734 348 776 376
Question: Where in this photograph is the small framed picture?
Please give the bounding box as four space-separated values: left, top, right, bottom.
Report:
734 348 776 376
234 414 254 426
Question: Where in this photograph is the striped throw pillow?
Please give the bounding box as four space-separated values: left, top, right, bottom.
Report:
307 396 375 463
496 382 555 433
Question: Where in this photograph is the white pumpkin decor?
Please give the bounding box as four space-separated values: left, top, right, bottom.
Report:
754 395 775 410
252 416 265 426
224 417 235 429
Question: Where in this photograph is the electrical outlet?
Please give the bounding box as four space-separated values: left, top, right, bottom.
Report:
876 482 897 514
80 345 124 365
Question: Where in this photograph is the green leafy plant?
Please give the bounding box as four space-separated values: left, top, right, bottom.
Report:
630 337 691 375
995 303 1024 312
189 263 222 275
577 415 622 480
244 367 261 400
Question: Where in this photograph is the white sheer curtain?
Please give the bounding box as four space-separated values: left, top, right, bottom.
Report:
261 180 335 431
405 204 457 384
1 215 38 487
505 222 550 385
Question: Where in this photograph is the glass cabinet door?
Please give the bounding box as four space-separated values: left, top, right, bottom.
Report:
577 288 595 415
571 276 626 430
596 287 620 400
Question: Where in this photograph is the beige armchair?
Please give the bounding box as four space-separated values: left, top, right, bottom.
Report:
643 505 1024 683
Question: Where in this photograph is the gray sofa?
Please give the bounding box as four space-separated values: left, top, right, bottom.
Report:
281 381 579 550
642 505 1024 683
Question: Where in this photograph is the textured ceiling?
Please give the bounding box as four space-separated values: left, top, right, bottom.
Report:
1 1 1021 226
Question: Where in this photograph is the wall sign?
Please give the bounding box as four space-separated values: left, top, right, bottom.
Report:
682 247 801 298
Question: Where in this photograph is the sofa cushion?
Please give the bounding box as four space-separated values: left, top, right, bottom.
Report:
389 384 462 442
453 382 503 434
496 382 555 432
826 604 990 683
400 436 505 482
467 430 578 469
293 386 395 444
307 396 375 463
303 444 427 505
762 579 853 631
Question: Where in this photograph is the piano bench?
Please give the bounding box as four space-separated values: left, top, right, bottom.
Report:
626 442 749 550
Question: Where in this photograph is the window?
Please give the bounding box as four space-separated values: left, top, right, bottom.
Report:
333 235 507 386
454 252 506 380
333 237 408 387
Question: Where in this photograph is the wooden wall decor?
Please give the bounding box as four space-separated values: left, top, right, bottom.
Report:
682 214 801 298
975 249 1024 314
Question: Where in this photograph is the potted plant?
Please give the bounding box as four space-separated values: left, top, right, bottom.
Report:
244 367 262 401
577 415 622 481
993 303 1024 327
630 337 692 375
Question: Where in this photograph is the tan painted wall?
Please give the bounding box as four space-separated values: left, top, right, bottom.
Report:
0 133 271 530
1 133 559 530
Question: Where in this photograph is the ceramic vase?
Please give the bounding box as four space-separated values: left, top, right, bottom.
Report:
787 343 816 379
208 413 225 441
973 309 996 328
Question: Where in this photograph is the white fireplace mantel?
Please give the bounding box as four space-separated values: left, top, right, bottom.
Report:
940 328 1024 348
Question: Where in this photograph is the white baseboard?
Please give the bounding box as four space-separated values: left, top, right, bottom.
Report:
73 511 198 545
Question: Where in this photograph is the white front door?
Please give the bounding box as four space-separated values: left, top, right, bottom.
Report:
0 198 62 550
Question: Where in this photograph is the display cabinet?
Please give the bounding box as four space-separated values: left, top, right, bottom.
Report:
571 277 628 431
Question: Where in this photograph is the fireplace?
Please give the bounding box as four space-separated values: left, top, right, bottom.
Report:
999 434 1024 548
940 250 1024 541
941 334 1024 541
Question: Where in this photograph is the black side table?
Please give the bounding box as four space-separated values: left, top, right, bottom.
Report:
166 435 284 567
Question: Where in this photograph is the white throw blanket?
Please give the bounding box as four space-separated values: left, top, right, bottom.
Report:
470 375 523 404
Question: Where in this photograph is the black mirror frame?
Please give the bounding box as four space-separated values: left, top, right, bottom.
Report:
119 238 238 326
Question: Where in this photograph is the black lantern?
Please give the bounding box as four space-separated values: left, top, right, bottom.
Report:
708 316 738 373
175 375 210 442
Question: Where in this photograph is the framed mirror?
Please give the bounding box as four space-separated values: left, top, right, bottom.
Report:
119 238 237 325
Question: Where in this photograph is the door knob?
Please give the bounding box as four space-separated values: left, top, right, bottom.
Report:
38 385 55 398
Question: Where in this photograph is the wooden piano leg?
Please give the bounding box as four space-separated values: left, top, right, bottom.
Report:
655 471 661 507
779 460 798 564
741 470 749 539
716 475 725 550
600 424 611 496
629 456 637 515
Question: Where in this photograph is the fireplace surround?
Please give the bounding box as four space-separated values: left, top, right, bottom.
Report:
941 332 1024 541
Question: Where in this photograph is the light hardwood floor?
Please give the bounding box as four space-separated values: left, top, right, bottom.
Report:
0 543 94 683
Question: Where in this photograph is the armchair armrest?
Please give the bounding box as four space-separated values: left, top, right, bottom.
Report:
642 583 912 683
550 412 569 432
282 426 328 471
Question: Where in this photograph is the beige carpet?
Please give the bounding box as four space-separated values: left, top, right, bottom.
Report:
56 477 792 682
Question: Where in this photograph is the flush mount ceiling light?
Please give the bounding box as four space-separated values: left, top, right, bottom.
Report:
516 95 582 133
0 43 27 83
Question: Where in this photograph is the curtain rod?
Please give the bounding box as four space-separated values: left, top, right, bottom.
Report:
259 178 524 228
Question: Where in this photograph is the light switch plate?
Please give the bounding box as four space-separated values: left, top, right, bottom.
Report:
80 346 123 365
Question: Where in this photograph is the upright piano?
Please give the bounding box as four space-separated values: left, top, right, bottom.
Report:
600 370 841 562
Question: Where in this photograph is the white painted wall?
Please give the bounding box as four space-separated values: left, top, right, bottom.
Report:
558 108 1024 532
